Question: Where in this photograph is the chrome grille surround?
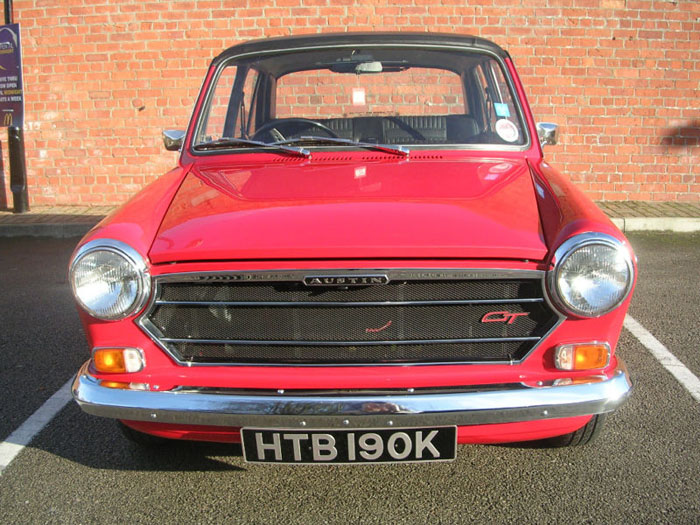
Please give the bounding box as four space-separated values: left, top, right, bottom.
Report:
137 269 564 367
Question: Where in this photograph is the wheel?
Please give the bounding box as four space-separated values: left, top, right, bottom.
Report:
538 414 607 448
118 421 172 447
252 118 339 142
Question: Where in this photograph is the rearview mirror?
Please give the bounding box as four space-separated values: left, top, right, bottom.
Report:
355 61 383 74
163 129 185 151
536 123 559 148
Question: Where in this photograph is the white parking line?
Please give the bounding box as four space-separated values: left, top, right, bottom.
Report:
625 315 700 403
0 377 73 475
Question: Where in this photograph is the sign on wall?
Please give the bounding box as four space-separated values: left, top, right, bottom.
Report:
0 24 23 128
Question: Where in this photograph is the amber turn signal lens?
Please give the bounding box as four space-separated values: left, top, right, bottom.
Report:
553 376 606 386
99 380 131 389
98 380 149 390
554 343 610 371
92 348 144 373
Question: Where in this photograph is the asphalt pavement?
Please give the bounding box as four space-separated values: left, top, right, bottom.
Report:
0 233 698 524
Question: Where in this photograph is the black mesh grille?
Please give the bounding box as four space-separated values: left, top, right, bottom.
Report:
169 341 530 364
144 276 559 365
150 303 551 342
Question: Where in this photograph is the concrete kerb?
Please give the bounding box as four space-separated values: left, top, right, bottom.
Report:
0 222 98 238
610 217 700 233
1 212 699 239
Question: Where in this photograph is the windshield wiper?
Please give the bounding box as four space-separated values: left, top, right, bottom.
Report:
273 136 409 157
193 137 310 157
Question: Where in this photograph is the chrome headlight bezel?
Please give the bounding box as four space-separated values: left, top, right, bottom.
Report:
547 232 635 318
69 239 151 321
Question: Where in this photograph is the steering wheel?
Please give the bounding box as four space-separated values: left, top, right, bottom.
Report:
252 118 339 142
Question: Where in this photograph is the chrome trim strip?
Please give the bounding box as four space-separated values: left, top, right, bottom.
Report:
150 268 545 283
72 359 631 428
154 298 545 307
159 336 541 347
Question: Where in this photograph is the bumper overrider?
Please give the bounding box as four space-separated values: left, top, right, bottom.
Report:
72 360 631 429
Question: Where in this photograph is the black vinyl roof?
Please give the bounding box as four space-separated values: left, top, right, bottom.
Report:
212 32 510 66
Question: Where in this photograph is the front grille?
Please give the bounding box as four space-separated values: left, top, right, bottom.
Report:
167 341 531 364
140 271 560 365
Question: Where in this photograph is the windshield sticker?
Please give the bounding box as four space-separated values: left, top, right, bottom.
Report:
494 103 510 118
352 87 366 106
495 119 519 143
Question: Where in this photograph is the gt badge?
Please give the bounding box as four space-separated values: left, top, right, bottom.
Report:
481 311 529 324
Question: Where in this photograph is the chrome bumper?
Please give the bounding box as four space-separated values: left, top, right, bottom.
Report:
72 360 631 429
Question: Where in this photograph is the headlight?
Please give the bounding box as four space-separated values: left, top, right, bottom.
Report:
69 239 151 320
548 233 634 318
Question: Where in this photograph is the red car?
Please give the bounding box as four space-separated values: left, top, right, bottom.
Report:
70 33 635 464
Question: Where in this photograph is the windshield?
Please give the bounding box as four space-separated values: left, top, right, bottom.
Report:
195 46 528 150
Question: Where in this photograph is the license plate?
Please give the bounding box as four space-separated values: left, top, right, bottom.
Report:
241 426 457 464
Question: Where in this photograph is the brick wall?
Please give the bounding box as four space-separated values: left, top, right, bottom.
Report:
0 0 697 207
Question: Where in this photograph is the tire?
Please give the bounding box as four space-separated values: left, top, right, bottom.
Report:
538 414 607 448
118 421 173 447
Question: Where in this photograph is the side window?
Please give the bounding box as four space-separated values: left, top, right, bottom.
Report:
201 65 238 142
240 69 260 137
474 65 495 131
473 61 524 145
488 62 519 130
200 66 260 142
